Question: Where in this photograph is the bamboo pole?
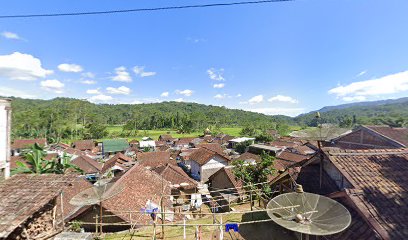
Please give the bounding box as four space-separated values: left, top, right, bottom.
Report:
183 218 186 240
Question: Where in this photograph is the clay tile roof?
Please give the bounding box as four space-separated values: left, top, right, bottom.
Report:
210 166 243 191
158 134 174 141
152 164 197 190
268 140 298 148
234 152 261 162
189 146 229 166
277 151 311 163
0 174 78 238
102 163 173 224
175 137 195 145
72 140 96 151
199 143 225 155
71 155 102 174
365 125 408 147
11 138 47 150
101 153 135 173
326 148 408 239
136 151 175 168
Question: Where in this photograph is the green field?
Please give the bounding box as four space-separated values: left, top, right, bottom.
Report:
105 126 243 141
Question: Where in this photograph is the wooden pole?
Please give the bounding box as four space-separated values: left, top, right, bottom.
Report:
250 185 253 220
220 215 223 240
95 215 98 235
160 176 165 239
183 218 186 240
60 192 65 229
100 202 103 234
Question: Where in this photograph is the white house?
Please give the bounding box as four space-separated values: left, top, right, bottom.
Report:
139 140 156 151
228 137 255 149
189 147 230 182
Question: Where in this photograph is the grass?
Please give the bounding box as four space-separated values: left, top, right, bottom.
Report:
105 126 243 141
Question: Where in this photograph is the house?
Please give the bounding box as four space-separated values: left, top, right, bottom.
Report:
233 152 261 164
327 125 408 149
174 137 195 149
139 140 156 151
11 138 47 156
0 174 88 239
298 148 408 239
228 137 255 149
248 144 282 156
188 145 230 182
208 166 244 206
101 139 129 157
68 163 174 232
137 151 176 168
101 152 136 175
71 155 102 175
152 163 198 194
72 140 96 151
158 134 176 143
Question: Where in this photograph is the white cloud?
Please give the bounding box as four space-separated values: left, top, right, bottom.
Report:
1 31 20 40
86 89 101 95
342 96 366 102
174 98 184 102
268 95 298 104
0 86 36 98
112 66 132 82
88 94 113 103
248 95 264 104
176 89 193 97
161 91 169 97
213 83 225 89
356 70 367 77
246 107 305 117
207 68 225 81
40 79 64 93
0 52 53 81
133 66 156 77
328 70 408 100
236 94 242 97
214 94 227 99
106 86 131 95
82 72 95 78
58 63 83 73
80 80 97 85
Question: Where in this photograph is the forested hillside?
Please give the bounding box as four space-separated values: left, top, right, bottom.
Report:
9 97 284 140
295 97 408 127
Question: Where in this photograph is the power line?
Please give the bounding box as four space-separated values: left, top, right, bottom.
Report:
0 0 295 19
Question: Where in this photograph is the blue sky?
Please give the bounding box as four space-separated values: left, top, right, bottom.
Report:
0 0 408 116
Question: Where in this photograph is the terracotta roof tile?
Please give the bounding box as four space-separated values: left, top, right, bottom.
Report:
189 146 229 166
0 174 79 238
71 155 102 174
137 152 175 168
366 125 408 147
101 152 135 173
11 138 47 150
72 140 96 151
327 148 408 239
152 164 197 190
102 164 173 224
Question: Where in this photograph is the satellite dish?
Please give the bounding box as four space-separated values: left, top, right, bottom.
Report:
266 187 351 236
70 182 124 206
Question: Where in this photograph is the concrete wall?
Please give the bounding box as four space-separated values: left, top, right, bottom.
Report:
191 155 228 182
0 99 11 180
323 158 353 190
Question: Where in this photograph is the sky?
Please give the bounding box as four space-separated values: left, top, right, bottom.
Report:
0 0 408 117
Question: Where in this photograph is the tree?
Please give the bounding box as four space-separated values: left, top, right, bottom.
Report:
233 152 275 200
235 140 252 154
12 143 83 175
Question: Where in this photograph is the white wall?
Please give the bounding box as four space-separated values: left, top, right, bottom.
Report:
191 155 228 182
0 99 11 180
